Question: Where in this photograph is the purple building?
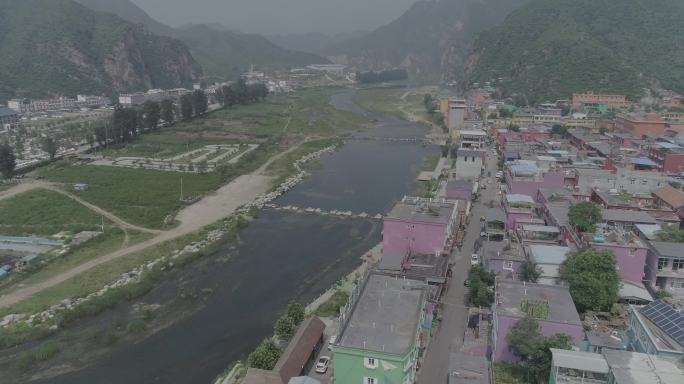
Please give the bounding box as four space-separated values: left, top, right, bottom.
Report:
506 163 565 198
484 241 525 279
504 194 536 230
383 197 458 257
492 280 584 362
644 241 684 299
445 179 474 201
589 230 648 285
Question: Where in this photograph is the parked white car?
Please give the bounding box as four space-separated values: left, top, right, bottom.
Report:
315 356 330 374
471 254 479 265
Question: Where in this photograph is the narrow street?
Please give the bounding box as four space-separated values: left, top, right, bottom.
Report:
418 145 499 383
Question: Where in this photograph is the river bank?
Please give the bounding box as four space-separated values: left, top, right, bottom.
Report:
0 88 435 384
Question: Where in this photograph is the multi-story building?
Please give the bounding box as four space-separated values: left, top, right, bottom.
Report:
447 99 466 139
653 185 684 224
383 197 458 257
458 129 488 149
615 113 669 138
572 168 671 196
572 92 628 109
506 162 565 198
649 142 684 174
644 241 684 298
334 273 426 384
626 300 683 361
492 280 584 362
549 348 684 384
0 106 20 129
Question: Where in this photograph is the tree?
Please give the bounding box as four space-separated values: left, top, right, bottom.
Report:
221 85 237 107
160 99 175 125
192 90 208 116
560 249 620 312
247 339 281 370
274 315 296 341
143 101 161 131
520 261 542 283
180 94 194 120
0 143 16 179
40 137 58 160
507 317 572 384
551 124 568 137
568 202 602 233
655 224 684 242
196 159 208 174
468 266 496 307
112 105 138 144
498 108 513 118
248 83 268 102
507 317 544 359
509 124 520 132
285 301 305 325
234 78 249 105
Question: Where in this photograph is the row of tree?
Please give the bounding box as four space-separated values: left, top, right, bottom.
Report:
215 79 268 107
356 68 408 84
247 301 305 370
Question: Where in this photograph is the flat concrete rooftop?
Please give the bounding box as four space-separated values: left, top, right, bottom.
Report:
338 274 424 356
387 199 455 225
495 280 581 325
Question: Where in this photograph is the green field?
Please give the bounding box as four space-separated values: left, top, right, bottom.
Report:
36 164 225 229
0 189 112 236
354 87 407 118
98 87 369 160
492 362 528 384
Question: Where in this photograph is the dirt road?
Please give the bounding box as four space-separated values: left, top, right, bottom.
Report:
0 141 309 310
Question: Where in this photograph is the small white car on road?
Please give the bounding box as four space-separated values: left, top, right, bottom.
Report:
315 356 330 373
471 254 479 265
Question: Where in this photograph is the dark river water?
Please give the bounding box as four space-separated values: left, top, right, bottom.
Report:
35 90 434 384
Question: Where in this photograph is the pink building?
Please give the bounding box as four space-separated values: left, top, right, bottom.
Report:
383 197 458 257
507 163 565 198
504 194 536 230
493 280 584 362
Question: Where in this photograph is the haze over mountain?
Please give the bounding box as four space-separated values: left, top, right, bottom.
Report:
0 0 201 102
132 0 420 35
463 0 684 103
323 0 529 82
76 0 329 82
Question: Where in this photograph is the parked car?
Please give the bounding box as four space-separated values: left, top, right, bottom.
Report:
470 254 479 265
328 336 337 351
315 356 330 374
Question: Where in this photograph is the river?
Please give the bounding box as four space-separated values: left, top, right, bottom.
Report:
31 89 434 384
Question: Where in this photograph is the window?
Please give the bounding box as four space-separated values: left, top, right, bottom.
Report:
658 258 668 271
672 259 684 271
670 280 684 289
364 357 378 369
503 260 513 270
364 377 376 384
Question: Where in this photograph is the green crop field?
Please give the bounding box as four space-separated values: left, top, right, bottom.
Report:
36 164 225 229
0 189 112 236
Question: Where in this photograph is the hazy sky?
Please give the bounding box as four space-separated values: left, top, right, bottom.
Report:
133 0 419 35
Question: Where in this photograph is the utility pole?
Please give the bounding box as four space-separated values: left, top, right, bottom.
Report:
180 175 183 201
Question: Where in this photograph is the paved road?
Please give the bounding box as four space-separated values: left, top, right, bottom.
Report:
417 145 499 383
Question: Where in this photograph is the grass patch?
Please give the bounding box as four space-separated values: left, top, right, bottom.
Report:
0 229 150 294
265 138 342 184
126 319 147 334
16 340 61 370
0 189 113 236
493 362 528 384
36 162 225 229
314 290 349 318
422 154 440 171
354 87 407 118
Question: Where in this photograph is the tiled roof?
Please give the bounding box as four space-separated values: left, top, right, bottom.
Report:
653 185 684 209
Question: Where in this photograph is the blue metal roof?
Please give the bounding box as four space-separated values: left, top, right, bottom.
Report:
629 157 659 167
510 163 538 176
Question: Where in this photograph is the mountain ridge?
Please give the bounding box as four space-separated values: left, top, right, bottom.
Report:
463 0 684 102
75 0 329 81
0 0 201 102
